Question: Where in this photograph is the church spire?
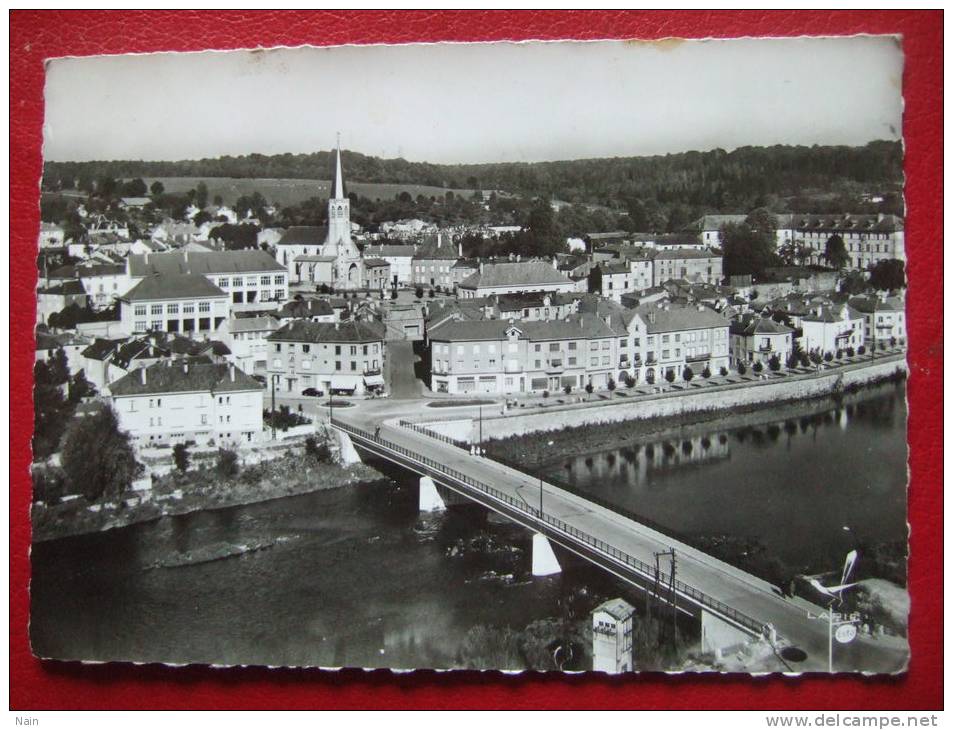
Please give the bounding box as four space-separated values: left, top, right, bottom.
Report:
330 133 346 200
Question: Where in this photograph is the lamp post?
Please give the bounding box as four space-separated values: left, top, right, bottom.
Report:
270 373 280 440
538 439 554 516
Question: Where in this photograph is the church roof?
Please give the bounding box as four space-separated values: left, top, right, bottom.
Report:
330 142 347 199
276 226 328 246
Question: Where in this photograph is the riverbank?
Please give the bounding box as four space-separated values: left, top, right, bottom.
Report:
31 451 387 543
484 373 907 470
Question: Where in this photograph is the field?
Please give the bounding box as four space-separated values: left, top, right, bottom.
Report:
141 177 479 208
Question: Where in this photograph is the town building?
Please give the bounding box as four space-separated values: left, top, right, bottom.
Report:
651 249 723 287
38 222 66 249
126 248 288 307
361 244 416 286
799 303 865 355
273 297 336 324
412 235 459 290
729 314 795 368
685 214 748 248
428 313 624 395
266 320 387 396
775 213 905 269
108 360 264 447
362 258 392 292
848 294 906 347
216 315 280 376
119 273 230 337
76 262 130 310
456 259 575 299
36 280 88 324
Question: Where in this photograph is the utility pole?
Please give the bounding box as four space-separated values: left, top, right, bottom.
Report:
270 374 278 440
654 548 678 646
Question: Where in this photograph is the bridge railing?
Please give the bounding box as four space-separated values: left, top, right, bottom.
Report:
333 417 767 637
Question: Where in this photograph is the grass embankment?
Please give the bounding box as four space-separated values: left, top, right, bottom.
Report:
32 450 385 543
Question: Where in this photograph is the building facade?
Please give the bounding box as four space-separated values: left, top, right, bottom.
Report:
456 260 576 299
119 273 230 337
266 320 387 395
108 361 264 446
848 294 906 347
729 315 795 367
799 303 865 355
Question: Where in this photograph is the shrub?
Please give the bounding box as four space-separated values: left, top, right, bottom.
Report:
428 289 436 299
625 373 636 388
390 290 398 300
737 361 747 375
172 443 190 473
719 366 728 377
61 404 140 502
823 352 834 363
846 346 856 357
858 345 867 355
768 354 781 372
752 361 764 374
305 436 331 462
414 286 424 299
836 348 844 359
584 383 594 398
701 366 711 379
542 390 550 399
682 366 694 382
664 369 676 383
216 448 239 479
607 378 616 391
809 351 823 365
563 384 572 395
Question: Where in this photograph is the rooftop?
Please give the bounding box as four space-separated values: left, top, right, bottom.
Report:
267 319 386 344
121 273 226 302
458 261 571 290
276 226 329 247
127 249 285 277
109 361 263 397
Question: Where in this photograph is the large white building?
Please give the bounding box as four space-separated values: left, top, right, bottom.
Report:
126 249 288 307
119 273 230 337
456 260 576 299
799 303 865 355
848 294 906 347
108 360 264 446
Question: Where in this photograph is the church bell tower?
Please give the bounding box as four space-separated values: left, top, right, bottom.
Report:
326 134 351 253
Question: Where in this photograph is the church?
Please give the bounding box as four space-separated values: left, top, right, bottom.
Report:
274 140 367 291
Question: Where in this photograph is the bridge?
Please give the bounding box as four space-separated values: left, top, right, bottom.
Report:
328 408 907 673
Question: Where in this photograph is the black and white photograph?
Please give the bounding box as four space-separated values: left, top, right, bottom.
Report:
30 36 909 674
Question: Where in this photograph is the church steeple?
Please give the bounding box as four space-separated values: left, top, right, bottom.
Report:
330 133 347 200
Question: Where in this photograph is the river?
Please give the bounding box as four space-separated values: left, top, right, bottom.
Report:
30 383 907 669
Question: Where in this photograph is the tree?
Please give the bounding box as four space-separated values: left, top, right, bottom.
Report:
768 354 781 372
720 221 777 278
563 384 572 396
823 234 849 270
414 286 424 299
737 361 747 375
809 351 823 365
122 178 148 197
664 369 676 384
584 383 594 399
683 366 694 382
858 345 867 355
868 259 905 291
719 366 729 377
823 351 834 363
305 436 331 462
150 180 165 196
753 360 764 374
428 289 436 299
390 290 398 300
67 369 96 403
195 181 209 209
61 404 139 501
216 448 239 478
173 443 190 473
701 366 712 379
607 378 617 392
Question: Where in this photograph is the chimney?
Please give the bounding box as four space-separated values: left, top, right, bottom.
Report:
479 262 485 275
437 232 443 249
140 364 147 384
229 364 235 381
183 361 189 374
458 241 463 257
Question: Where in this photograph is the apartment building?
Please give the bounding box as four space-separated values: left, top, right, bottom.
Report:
651 249 724 287
108 360 264 446
457 260 576 299
775 213 905 269
266 320 387 395
216 315 280 375
847 294 906 347
729 315 795 367
799 303 865 355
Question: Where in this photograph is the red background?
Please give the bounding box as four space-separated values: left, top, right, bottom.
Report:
10 10 942 710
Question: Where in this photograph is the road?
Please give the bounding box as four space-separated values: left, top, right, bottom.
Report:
328 395 909 674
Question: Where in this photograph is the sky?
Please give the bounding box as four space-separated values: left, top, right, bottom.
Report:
43 36 904 165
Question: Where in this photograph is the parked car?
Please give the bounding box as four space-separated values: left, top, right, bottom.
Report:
302 387 324 397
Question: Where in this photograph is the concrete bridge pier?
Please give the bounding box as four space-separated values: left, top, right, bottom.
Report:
531 533 562 576
334 428 362 466
419 476 447 512
700 608 752 659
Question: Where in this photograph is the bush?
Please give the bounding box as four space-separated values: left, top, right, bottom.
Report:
428 289 436 299
823 351 834 363
390 290 398 300
752 361 764 374
305 436 331 462
584 383 594 398
607 378 616 391
768 354 781 372
664 369 676 383
216 448 239 479
414 286 424 299
809 351 823 365
701 366 711 379
563 384 572 395
836 349 844 359
263 405 311 431
847 346 856 357
172 443 190 473
737 361 747 375
719 366 728 377
682 366 694 382
858 345 867 355
542 390 549 399
625 373 636 388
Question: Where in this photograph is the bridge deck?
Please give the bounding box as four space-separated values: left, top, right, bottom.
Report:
331 412 907 673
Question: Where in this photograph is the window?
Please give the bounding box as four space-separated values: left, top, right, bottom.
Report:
272 357 281 368
568 341 577 351
362 345 368 355
662 335 670 343
590 342 598 351
351 361 357 371
198 301 211 313
335 361 342 371
275 343 282 352
602 356 610 365
134 305 147 316
150 321 162 331
232 277 243 287
167 303 179 315
183 302 195 314
261 275 271 286
602 341 610 350
303 344 310 353
535 344 541 352
218 277 229 288
150 303 163 315
200 414 208 425
275 276 285 286
590 357 598 366
674 334 681 343
246 276 257 287
549 343 559 352
663 350 670 359
350 346 357 356
568 357 577 366
135 321 146 331
474 361 480 369
334 345 342 356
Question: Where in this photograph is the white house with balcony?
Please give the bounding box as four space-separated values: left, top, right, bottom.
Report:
729 315 794 367
800 303 865 355
848 294 906 347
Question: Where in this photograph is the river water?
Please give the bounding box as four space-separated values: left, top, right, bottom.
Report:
30 383 907 669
